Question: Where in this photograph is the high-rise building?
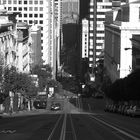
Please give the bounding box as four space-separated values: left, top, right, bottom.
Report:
88 0 126 68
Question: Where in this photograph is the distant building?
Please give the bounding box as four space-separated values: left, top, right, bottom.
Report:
29 24 42 69
88 0 126 68
62 0 79 24
104 0 140 82
82 19 89 58
0 5 17 68
16 22 29 73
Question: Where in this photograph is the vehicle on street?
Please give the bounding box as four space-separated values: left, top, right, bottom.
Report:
50 103 61 111
33 100 47 109
127 105 140 117
33 95 47 109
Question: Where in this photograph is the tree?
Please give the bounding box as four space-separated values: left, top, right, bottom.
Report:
31 64 52 91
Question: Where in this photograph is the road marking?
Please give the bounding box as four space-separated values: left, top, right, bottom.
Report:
70 114 77 140
89 115 140 140
47 114 63 140
60 113 67 140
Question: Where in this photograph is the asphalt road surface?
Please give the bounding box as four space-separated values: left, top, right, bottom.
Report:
0 97 140 140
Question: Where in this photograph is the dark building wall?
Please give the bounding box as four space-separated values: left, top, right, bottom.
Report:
80 0 90 19
61 23 79 76
31 29 42 68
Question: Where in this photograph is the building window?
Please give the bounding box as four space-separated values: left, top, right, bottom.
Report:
24 7 27 11
29 1 32 4
19 0 22 4
29 14 32 17
34 1 38 4
40 20 43 24
41 27 43 30
19 7 22 11
3 0 6 4
40 1 43 4
13 0 17 4
8 7 12 11
34 7 38 11
34 14 38 18
14 7 17 11
40 7 43 11
8 0 11 4
19 14 22 17
29 20 33 24
24 14 27 17
29 7 33 11
40 14 43 18
24 1 27 4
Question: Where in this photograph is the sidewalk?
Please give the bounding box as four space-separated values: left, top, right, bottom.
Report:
0 109 50 118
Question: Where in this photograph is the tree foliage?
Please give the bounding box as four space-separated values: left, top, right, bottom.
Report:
105 69 140 101
31 64 52 91
2 66 37 97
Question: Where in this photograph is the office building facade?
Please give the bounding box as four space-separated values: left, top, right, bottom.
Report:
88 0 127 69
104 0 140 82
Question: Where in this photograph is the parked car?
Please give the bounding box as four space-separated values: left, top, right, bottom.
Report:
50 103 61 111
127 105 140 117
123 105 130 115
117 105 123 114
112 104 119 113
104 104 109 112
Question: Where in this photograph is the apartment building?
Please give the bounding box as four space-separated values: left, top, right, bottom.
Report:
104 0 140 82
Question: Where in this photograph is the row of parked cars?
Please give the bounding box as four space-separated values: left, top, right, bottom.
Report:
104 104 140 117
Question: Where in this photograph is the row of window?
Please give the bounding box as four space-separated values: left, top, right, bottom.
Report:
7 7 44 11
18 13 43 18
3 0 43 5
18 20 43 27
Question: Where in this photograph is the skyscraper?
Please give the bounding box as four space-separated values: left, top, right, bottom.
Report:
88 0 126 68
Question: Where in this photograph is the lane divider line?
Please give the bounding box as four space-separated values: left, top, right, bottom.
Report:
70 114 77 140
47 114 63 140
60 113 67 140
89 114 140 140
